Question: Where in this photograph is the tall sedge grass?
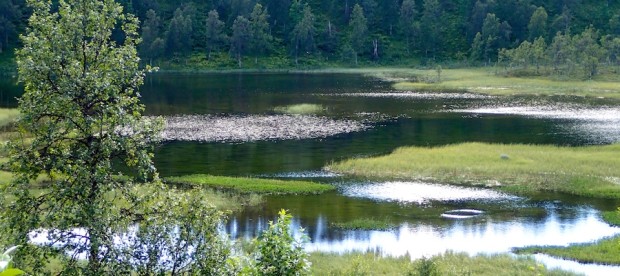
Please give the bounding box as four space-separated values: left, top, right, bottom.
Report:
309 251 577 275
516 235 620 265
327 142 620 198
165 174 335 195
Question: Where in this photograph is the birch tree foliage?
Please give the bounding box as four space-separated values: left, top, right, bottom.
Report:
4 0 163 273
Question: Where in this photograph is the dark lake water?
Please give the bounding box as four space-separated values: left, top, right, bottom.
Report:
4 72 620 275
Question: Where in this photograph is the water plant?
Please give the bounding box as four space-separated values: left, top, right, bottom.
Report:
273 104 326 115
165 175 335 195
330 217 397 231
514 236 620 265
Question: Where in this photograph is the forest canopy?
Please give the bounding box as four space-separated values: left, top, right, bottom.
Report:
2 0 620 68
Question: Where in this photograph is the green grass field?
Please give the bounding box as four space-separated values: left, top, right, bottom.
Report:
165 174 335 195
309 251 577 275
327 142 620 198
391 68 620 98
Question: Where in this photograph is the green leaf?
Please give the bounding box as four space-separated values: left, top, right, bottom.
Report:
0 269 26 276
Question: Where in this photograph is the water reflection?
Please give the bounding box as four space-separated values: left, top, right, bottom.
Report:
229 204 618 258
340 182 517 204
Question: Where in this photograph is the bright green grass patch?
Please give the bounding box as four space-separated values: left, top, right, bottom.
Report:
327 142 620 198
515 236 620 265
273 103 325 115
330 217 397 230
392 68 620 98
602 209 620 226
0 108 19 128
165 174 335 195
309 251 577 275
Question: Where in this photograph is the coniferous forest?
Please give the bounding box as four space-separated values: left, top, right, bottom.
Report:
2 0 620 71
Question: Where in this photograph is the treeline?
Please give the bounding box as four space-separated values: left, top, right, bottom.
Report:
2 0 620 68
499 28 620 78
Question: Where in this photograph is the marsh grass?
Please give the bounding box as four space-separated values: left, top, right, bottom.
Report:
602 209 620 226
0 109 19 128
327 142 620 198
164 174 335 195
330 217 397 231
391 68 620 98
273 104 325 115
309 251 576 276
515 235 620 265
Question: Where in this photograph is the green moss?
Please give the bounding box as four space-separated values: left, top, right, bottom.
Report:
515 235 620 265
330 217 397 230
309 251 577 276
327 142 620 198
164 174 335 195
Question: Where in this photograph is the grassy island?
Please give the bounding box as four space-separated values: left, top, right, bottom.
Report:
327 142 620 198
165 174 335 195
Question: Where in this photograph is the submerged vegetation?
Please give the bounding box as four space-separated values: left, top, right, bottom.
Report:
273 104 325 115
165 174 335 195
328 142 620 198
330 217 397 231
309 251 576 276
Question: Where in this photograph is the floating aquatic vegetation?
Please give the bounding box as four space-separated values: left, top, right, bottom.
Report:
158 114 367 142
273 104 326 115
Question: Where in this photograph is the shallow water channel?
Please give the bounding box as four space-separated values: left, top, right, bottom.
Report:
3 72 620 274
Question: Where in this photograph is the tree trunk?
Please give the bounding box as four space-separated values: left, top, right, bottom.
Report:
372 39 379 60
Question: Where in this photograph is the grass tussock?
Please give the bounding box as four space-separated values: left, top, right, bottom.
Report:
392 68 620 98
309 251 577 276
164 174 335 195
330 217 397 231
273 104 326 115
515 235 620 265
327 142 620 198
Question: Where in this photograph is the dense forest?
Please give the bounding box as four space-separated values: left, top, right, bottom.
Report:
1 0 620 71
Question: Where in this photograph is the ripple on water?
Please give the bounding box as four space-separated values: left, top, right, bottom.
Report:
325 91 493 99
340 181 518 204
157 114 368 142
454 105 620 143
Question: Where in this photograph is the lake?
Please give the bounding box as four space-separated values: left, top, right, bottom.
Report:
4 72 620 275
